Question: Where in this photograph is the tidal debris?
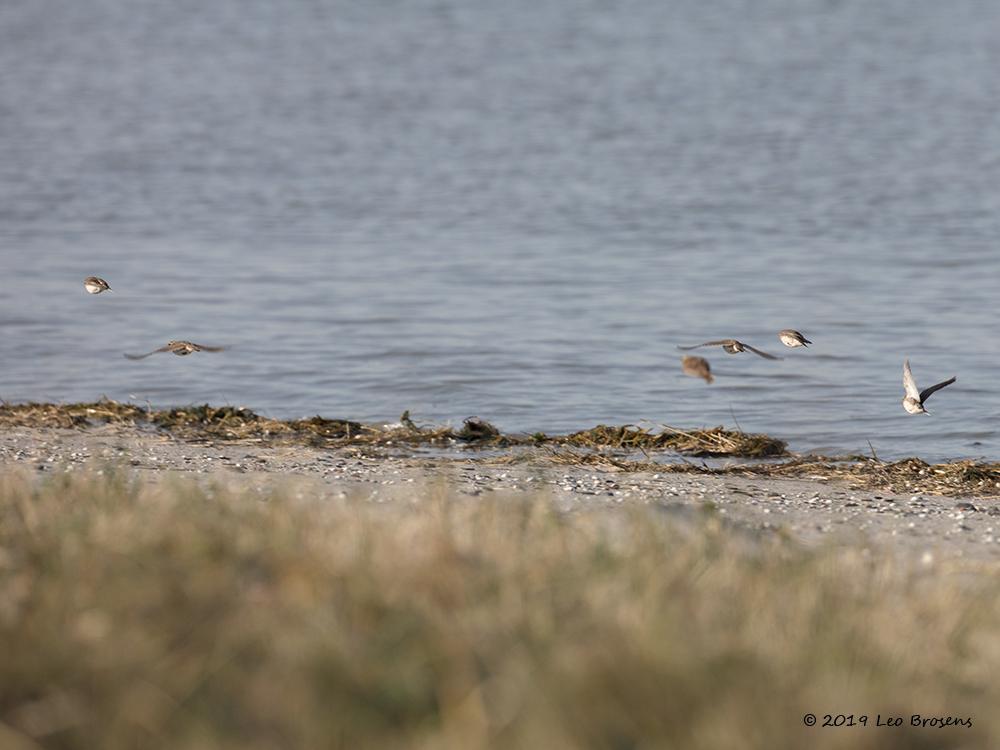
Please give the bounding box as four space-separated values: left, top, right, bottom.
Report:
0 401 784 457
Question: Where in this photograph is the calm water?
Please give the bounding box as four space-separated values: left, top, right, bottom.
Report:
2 0 999 461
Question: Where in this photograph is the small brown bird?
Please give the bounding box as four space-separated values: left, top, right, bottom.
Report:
778 329 811 348
124 340 226 360
681 355 714 383
677 339 781 360
84 276 112 294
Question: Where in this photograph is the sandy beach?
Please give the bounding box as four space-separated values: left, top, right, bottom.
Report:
4 423 997 562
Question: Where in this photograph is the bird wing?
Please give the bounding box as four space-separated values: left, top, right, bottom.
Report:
919 376 956 403
902 360 920 400
194 344 226 352
123 345 171 360
743 344 782 360
677 340 730 350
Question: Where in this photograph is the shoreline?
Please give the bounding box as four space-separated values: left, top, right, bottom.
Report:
0 400 788 457
3 419 1000 561
1 400 998 496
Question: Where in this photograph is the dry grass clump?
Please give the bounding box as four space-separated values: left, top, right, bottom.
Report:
561 424 787 457
0 401 410 446
0 401 147 428
151 406 366 443
723 457 1000 499
1 470 999 749
846 457 1000 496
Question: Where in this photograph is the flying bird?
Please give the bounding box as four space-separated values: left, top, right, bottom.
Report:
84 276 112 294
902 359 956 415
677 339 781 360
681 355 714 384
778 329 811 348
124 340 226 360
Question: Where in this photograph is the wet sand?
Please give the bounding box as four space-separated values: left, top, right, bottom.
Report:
2 424 998 561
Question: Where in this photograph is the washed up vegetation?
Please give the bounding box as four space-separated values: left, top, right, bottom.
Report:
3 401 999 497
0 401 786 457
0 401 363 441
531 450 1000 499
559 423 787 457
736 456 1000 499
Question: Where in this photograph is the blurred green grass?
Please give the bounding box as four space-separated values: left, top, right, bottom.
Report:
1 469 998 749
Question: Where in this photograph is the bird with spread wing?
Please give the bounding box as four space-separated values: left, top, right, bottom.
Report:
902 359 955 414
124 340 226 360
677 339 781 360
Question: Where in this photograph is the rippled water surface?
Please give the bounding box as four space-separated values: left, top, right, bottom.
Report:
3 0 1000 461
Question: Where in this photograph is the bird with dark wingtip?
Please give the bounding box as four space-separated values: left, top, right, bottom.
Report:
677 339 781 360
902 359 956 415
124 340 226 360
778 329 811 348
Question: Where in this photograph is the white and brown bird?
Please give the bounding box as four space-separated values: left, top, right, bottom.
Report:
681 355 714 384
84 276 112 294
778 329 811 348
124 340 226 360
902 359 955 415
677 339 781 360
